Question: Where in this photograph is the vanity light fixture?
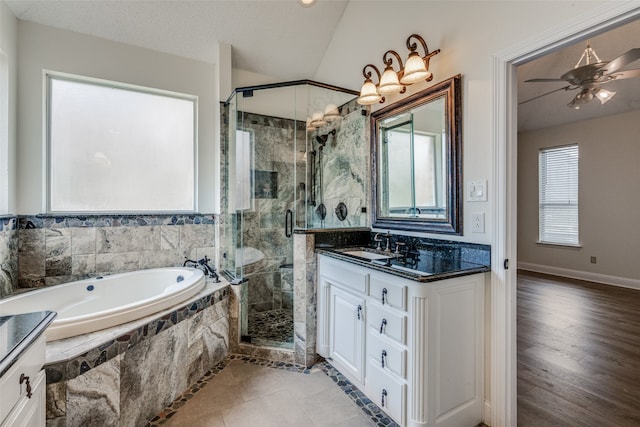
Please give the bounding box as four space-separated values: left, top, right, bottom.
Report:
378 50 406 95
357 64 384 105
357 33 440 105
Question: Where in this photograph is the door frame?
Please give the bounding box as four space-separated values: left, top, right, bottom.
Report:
490 3 640 426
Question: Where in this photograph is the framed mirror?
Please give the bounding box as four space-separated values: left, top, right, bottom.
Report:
371 74 462 234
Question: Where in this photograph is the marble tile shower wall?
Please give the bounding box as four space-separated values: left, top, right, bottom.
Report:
238 111 304 314
15 214 216 290
308 98 369 229
0 216 18 297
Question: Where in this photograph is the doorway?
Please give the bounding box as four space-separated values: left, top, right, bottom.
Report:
491 4 640 426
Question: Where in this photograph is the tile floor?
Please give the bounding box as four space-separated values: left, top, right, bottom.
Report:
153 358 375 427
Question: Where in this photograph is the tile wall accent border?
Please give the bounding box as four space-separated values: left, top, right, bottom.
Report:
1 216 18 231
45 285 229 385
18 213 215 229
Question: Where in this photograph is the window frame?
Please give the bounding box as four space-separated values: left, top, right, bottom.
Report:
44 70 198 214
538 143 580 247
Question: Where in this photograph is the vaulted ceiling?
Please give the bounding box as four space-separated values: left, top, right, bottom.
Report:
6 1 640 132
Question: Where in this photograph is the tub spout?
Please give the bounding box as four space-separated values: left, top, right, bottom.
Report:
184 256 219 282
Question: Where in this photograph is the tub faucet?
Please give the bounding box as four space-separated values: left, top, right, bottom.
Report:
184 256 220 283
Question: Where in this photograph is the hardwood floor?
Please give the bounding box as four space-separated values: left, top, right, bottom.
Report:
517 270 640 426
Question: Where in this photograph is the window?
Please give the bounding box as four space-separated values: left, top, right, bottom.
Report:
538 144 579 245
47 72 197 213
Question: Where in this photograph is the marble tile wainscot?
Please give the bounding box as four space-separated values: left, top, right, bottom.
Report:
16 214 217 290
0 216 18 297
44 283 230 427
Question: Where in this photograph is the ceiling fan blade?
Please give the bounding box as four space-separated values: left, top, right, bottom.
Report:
608 68 640 80
519 85 571 105
524 78 567 83
602 48 640 74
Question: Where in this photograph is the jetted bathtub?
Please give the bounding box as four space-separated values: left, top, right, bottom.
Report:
0 267 205 341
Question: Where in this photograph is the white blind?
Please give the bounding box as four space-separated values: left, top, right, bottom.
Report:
539 144 579 245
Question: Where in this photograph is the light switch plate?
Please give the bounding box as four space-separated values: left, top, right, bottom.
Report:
467 180 487 202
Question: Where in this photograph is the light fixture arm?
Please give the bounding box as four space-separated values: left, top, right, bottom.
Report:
362 64 382 81
406 34 441 61
383 50 404 70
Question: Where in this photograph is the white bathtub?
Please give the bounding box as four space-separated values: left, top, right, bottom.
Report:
0 267 205 342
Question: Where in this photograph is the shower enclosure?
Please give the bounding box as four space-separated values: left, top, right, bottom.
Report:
221 80 363 350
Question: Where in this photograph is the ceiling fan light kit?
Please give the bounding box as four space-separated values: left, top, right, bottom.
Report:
523 42 640 108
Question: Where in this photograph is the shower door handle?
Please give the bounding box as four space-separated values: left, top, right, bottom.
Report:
285 209 293 238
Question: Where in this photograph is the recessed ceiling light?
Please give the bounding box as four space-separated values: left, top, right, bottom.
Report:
298 0 317 8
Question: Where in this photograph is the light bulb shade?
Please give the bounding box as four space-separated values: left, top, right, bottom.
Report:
595 88 616 104
357 79 381 105
310 111 327 127
400 52 431 84
574 88 594 104
324 104 340 121
378 67 403 95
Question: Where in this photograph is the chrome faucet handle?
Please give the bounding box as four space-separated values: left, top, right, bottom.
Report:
395 242 406 254
374 233 383 251
384 231 392 252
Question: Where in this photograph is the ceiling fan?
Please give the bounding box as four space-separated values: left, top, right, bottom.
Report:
521 42 640 109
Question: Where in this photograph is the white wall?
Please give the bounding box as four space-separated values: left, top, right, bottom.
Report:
1 1 17 214
518 110 640 282
315 0 604 244
16 20 218 214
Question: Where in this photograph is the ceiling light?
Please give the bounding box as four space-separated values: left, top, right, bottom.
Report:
297 0 317 7
594 88 616 104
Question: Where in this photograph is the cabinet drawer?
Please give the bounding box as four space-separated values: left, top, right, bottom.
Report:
319 256 368 295
1 369 45 427
367 329 407 379
365 361 406 426
0 335 46 422
369 275 407 311
367 302 406 345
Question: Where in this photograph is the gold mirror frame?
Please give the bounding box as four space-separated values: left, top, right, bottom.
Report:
371 74 462 234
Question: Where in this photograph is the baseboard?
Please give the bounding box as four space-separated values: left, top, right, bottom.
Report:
517 262 640 291
483 400 491 426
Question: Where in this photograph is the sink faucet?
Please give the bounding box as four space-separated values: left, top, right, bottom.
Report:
374 233 384 251
184 255 220 282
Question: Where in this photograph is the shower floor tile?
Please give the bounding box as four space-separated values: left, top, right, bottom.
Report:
247 308 293 347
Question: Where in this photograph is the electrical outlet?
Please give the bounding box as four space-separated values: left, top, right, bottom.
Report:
590 256 597 264
471 212 485 233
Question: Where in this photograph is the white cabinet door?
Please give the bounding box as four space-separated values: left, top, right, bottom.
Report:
329 286 366 386
1 370 46 427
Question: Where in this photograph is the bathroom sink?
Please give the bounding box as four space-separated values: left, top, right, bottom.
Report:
371 259 433 277
341 250 394 261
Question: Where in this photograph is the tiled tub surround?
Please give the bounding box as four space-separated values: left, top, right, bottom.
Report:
15 214 216 290
0 216 18 297
45 280 230 427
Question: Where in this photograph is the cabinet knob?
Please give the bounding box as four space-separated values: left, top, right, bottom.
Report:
379 318 387 334
20 373 33 399
357 305 362 320
382 288 388 305
381 389 388 407
381 349 387 368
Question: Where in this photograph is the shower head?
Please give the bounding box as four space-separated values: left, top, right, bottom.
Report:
315 129 337 145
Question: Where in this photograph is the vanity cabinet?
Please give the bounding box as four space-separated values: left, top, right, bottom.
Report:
0 334 47 427
317 254 485 427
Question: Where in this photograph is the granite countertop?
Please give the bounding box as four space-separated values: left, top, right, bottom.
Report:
318 247 490 283
0 311 57 377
